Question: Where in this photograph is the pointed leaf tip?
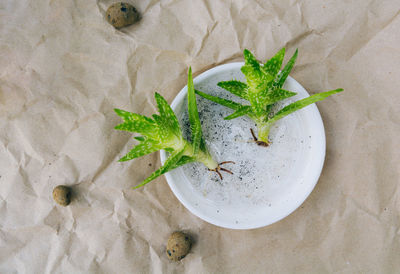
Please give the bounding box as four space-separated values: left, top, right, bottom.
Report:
277 47 286 55
114 108 124 116
243 49 254 59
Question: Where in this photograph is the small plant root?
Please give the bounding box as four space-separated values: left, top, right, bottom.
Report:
250 128 269 147
208 161 235 180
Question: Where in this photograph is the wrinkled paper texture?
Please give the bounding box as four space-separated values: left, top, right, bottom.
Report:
1 0 400 272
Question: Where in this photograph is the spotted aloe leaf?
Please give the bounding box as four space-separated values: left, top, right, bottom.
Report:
261 47 285 78
261 88 297 106
154 92 182 139
118 138 162 162
241 49 266 87
114 109 158 139
217 81 248 99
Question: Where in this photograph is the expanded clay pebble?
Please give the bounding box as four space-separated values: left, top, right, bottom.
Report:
106 2 139 29
166 232 192 261
53 185 71 206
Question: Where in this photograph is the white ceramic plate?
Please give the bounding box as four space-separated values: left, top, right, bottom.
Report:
160 63 325 230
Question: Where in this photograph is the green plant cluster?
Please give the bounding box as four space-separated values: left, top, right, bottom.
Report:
114 49 343 188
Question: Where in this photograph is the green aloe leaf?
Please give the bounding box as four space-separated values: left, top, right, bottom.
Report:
114 109 158 139
119 139 162 162
133 147 186 189
187 67 203 154
241 49 276 115
217 80 248 99
134 136 146 142
152 114 170 142
262 88 297 106
114 108 155 124
241 49 266 87
243 49 260 68
171 155 196 169
154 92 182 138
261 47 285 78
268 89 343 124
224 105 252 120
246 83 269 115
195 89 244 111
275 49 298 89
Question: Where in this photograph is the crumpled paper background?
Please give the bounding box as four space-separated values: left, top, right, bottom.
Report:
1 0 399 272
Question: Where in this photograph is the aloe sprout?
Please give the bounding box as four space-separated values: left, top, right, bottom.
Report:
195 48 343 146
114 68 233 188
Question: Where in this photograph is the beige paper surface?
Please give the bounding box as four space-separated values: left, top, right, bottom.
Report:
1 0 400 272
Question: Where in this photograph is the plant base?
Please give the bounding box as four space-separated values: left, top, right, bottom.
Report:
208 161 235 180
250 128 270 147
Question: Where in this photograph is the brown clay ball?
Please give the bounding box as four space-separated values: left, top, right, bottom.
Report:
166 232 192 261
53 185 71 206
106 2 139 29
